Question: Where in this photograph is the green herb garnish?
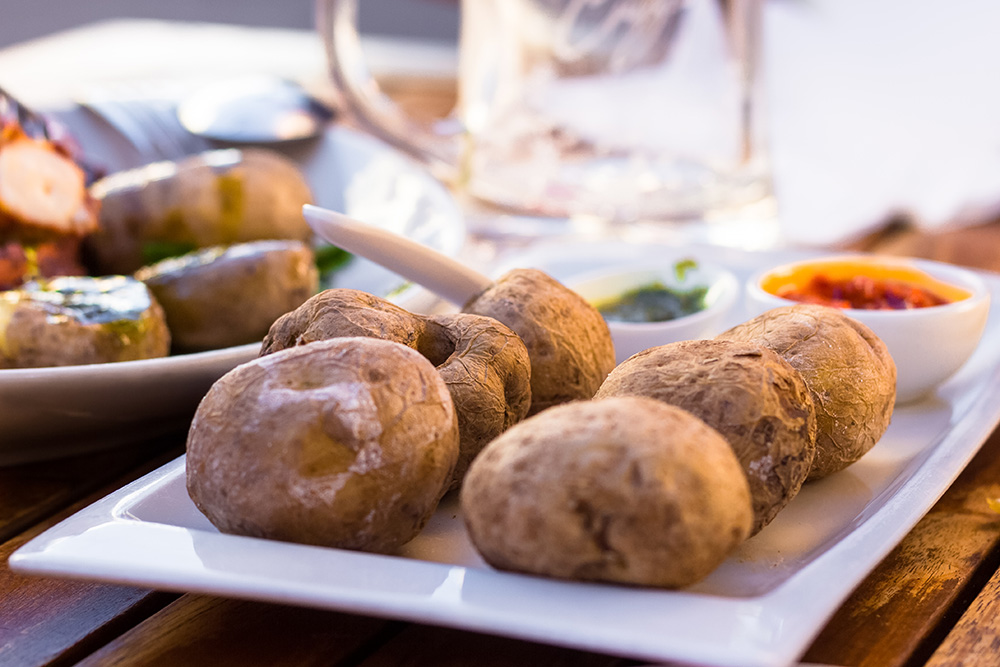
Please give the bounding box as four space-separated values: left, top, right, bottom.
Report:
674 258 697 282
141 241 198 265
314 244 353 276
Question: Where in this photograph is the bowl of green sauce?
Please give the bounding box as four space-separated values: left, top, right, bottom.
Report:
568 258 740 364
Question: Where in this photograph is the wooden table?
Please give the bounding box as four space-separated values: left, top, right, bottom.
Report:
4 82 1000 667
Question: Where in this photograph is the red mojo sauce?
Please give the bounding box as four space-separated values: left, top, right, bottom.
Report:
775 274 952 310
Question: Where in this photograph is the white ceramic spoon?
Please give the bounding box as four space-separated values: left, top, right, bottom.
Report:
302 204 493 306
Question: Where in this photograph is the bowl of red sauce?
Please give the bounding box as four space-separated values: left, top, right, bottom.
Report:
747 254 991 403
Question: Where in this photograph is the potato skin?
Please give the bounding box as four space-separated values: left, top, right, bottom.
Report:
717 304 896 480
86 148 314 274
460 397 753 588
463 268 616 415
136 240 318 352
261 288 531 486
0 275 169 368
262 289 425 352
186 337 459 554
595 339 816 535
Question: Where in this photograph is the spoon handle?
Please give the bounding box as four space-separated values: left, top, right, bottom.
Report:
303 204 493 306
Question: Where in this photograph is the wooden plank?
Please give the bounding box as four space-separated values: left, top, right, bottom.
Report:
925 552 1000 667
379 75 456 123
74 595 395 667
801 425 1000 666
0 430 184 543
845 219 1000 273
355 623 635 667
0 443 183 667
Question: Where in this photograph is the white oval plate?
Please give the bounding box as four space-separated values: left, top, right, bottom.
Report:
0 123 465 464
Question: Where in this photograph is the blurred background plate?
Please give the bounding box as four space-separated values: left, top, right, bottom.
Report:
0 121 466 464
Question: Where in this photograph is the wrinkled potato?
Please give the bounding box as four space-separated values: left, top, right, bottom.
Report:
461 397 753 588
261 288 531 486
463 268 616 415
136 240 318 352
186 337 459 554
0 275 169 368
86 148 314 274
596 339 816 535
717 304 896 480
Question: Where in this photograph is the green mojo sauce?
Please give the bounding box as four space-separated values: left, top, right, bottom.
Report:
596 278 708 324
597 282 708 322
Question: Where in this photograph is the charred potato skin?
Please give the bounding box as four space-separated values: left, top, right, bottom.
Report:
463 268 616 415
595 339 817 535
86 148 314 274
186 337 459 554
261 288 532 486
460 397 753 588
136 240 319 352
717 304 896 480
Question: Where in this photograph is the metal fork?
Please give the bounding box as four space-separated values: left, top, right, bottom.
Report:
79 82 212 163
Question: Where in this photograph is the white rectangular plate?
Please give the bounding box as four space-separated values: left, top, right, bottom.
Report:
12 244 1000 667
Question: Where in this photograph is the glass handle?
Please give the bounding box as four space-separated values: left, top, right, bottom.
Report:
316 0 462 181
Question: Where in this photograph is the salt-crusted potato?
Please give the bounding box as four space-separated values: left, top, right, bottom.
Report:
261 288 531 487
86 148 314 274
461 397 753 588
186 337 459 554
596 339 816 535
0 275 169 368
136 240 318 352
463 268 616 415
717 304 896 480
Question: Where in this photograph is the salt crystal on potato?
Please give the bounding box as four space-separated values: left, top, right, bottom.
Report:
460 396 753 588
717 304 896 480
186 337 460 554
596 339 817 535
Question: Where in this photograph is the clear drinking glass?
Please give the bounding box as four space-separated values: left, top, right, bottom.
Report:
319 0 773 242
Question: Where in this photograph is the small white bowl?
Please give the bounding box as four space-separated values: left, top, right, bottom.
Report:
746 254 991 404
568 259 740 365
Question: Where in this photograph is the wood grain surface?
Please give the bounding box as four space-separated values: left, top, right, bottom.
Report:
0 438 183 667
926 549 1000 667
801 421 1000 667
73 595 635 667
75 596 395 667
